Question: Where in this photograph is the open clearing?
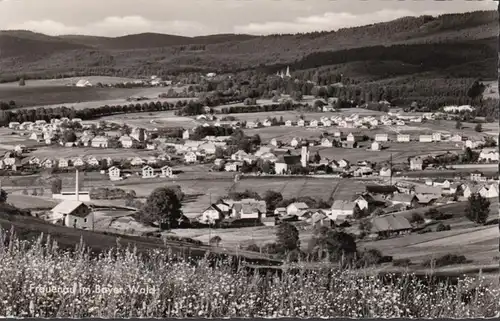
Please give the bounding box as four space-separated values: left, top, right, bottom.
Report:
6 194 59 209
98 111 197 129
0 76 141 88
29 145 159 159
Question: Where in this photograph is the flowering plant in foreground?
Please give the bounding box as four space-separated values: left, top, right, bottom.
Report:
0 230 498 318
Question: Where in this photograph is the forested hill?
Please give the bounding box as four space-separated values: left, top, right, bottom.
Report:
0 10 497 80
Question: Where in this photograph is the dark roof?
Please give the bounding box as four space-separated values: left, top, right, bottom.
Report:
365 185 399 194
276 155 301 165
371 215 412 233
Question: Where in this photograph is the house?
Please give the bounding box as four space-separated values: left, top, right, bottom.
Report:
75 79 92 87
485 183 499 198
369 215 412 237
224 162 242 172
375 134 388 142
8 122 20 129
465 140 482 149
160 166 173 178
379 167 392 177
28 157 40 165
91 136 109 148
246 121 257 129
285 120 293 127
14 145 27 154
410 156 423 171
433 179 451 189
397 134 410 142
146 156 157 165
142 165 156 179
419 135 433 143
230 199 267 220
108 166 121 181
346 133 355 142
131 128 147 142
198 204 227 224
330 200 358 220
260 152 278 163
309 120 319 127
479 148 499 162
323 119 332 127
297 119 305 127
415 194 438 206
184 152 197 163
275 155 301 175
262 119 272 127
198 142 217 155
130 157 144 166
432 132 442 142
390 194 418 208
338 159 349 168
119 135 135 148
270 138 281 147
231 150 249 161
470 171 486 182
371 141 381 151
290 138 301 147
286 202 309 216
86 156 100 167
182 130 190 140
30 132 43 141
48 200 93 229
72 157 84 167
40 158 54 168
450 134 462 142
321 138 333 147
352 195 369 211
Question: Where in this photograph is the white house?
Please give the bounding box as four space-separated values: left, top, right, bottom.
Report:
8 122 20 129
75 79 92 87
91 136 109 148
182 130 190 140
72 157 84 167
48 200 93 229
40 158 54 168
309 120 319 128
160 166 173 178
270 138 280 147
86 156 100 167
432 132 442 142
130 157 145 166
290 138 301 148
262 119 272 127
321 138 333 147
108 166 121 181
449 134 462 142
419 135 433 143
142 165 156 179
224 162 241 172
297 119 305 127
338 159 349 168
120 136 135 148
397 134 410 142
330 200 357 220
285 120 293 127
184 152 197 163
371 141 381 151
479 148 499 162
286 202 309 216
231 150 249 161
353 195 369 211
379 167 392 177
410 156 423 170
375 134 388 142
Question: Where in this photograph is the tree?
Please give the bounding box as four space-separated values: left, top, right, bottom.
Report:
308 227 357 262
0 189 7 203
209 235 222 247
353 206 368 219
410 213 424 224
455 120 462 129
263 190 283 212
214 146 224 159
140 187 183 229
51 177 62 194
63 130 77 143
18 78 25 86
276 222 300 252
474 123 482 132
313 152 321 163
465 193 490 224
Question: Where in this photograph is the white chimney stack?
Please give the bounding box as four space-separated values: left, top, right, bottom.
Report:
75 169 79 201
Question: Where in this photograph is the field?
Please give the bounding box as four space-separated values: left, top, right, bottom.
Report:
5 194 59 209
0 76 141 88
28 145 160 159
97 111 197 129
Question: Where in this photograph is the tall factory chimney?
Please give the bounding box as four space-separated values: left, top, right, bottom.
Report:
75 168 79 202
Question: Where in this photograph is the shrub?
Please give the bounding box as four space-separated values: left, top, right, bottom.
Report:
436 223 451 231
423 253 468 268
393 258 411 267
410 213 424 224
245 243 260 252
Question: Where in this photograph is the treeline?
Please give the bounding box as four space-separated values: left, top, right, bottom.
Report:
219 102 312 114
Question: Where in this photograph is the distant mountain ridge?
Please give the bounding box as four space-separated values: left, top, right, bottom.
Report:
0 10 497 80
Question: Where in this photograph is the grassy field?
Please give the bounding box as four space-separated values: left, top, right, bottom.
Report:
0 76 141 88
6 194 59 209
28 145 160 159
97 111 197 129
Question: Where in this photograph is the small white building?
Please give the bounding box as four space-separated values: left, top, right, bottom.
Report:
91 136 109 148
182 130 190 140
297 119 305 127
397 134 410 142
285 120 293 127
371 141 381 151
432 132 442 142
48 200 93 229
379 167 392 177
449 134 462 142
410 156 423 171
160 166 173 178
479 148 499 162
142 165 156 179
184 152 197 163
321 138 333 147
286 202 309 216
130 157 144 166
375 134 388 142
419 135 433 143
108 166 121 181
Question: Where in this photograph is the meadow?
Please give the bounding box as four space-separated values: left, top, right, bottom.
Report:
0 231 497 318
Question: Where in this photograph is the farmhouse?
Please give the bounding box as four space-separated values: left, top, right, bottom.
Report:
397 134 410 142
479 148 499 162
321 138 333 147
419 134 433 143
91 136 109 148
371 141 381 151
230 199 267 220
330 200 358 220
390 194 418 208
142 166 156 179
409 156 423 171
48 200 93 229
198 204 227 224
160 166 173 178
85 156 100 167
379 167 392 177
108 166 121 181
297 119 305 127
375 133 388 142
119 135 135 148
184 152 197 163
369 215 412 237
286 202 309 216
275 155 301 175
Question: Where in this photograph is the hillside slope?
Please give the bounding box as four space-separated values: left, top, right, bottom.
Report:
0 10 497 80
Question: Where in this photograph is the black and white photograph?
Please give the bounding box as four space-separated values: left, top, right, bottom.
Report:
0 0 498 318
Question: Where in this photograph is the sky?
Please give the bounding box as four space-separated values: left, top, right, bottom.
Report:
0 0 497 37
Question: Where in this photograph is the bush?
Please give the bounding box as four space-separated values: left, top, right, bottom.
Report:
436 223 451 231
410 213 424 224
393 258 411 267
245 243 260 252
423 254 468 268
